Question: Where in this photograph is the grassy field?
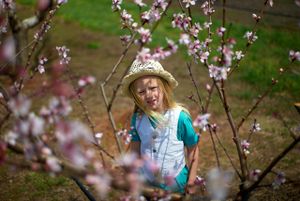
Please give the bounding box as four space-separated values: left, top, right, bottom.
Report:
1 1 300 200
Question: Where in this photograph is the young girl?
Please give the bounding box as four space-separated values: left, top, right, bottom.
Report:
122 59 199 194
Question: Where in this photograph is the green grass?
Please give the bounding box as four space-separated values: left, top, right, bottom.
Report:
24 172 68 191
16 0 300 96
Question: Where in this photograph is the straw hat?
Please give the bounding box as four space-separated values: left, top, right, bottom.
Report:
122 59 178 97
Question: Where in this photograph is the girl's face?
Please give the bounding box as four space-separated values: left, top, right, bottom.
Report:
134 76 165 113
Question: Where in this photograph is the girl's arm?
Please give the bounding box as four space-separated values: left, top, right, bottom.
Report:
186 144 199 194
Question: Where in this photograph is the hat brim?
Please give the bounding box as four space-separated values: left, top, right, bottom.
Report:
122 69 178 97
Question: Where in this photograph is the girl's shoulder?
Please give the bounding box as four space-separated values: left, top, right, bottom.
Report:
173 105 191 117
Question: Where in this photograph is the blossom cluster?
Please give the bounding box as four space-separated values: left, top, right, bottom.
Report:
56 46 71 65
37 56 48 74
193 113 211 132
136 38 178 63
117 128 132 145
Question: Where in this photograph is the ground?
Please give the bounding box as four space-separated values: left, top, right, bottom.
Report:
1 1 300 201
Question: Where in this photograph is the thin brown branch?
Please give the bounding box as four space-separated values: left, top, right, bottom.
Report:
228 0 270 77
187 62 204 113
245 135 300 193
102 33 137 87
17 4 61 92
100 83 123 154
208 126 220 168
216 80 247 180
212 125 242 179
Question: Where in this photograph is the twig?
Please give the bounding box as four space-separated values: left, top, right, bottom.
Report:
100 83 123 154
237 65 291 131
186 62 204 113
208 126 220 168
216 80 247 180
211 125 242 179
245 135 300 193
247 119 256 142
64 67 107 165
17 4 61 92
228 0 270 77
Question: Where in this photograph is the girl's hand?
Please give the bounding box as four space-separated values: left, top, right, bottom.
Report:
185 183 197 194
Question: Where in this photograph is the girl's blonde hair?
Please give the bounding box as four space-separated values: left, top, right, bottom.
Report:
129 76 188 120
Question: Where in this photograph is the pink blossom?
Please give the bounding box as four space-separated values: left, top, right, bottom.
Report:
194 176 206 186
120 35 131 46
0 18 7 33
227 37 236 46
269 0 274 7
46 156 61 172
116 153 143 171
153 0 168 10
55 121 93 167
272 172 286 189
244 31 258 44
172 13 190 30
136 48 152 63
164 173 175 186
199 51 210 63
152 47 170 61
37 57 48 74
241 140 250 155
209 65 227 81
95 132 103 145
3 37 16 63
2 0 14 10
117 129 132 145
193 113 211 132
190 22 202 37
143 156 160 174
187 40 201 56
201 1 215 15
57 0 68 5
120 9 134 28
296 0 300 7
249 169 261 181
183 0 197 8
216 27 226 37
289 50 300 62
112 0 122 11
8 95 31 117
28 113 45 136
48 97 72 118
137 27 152 44
179 33 190 45
34 23 51 41
56 46 71 65
203 21 212 29
252 13 261 21
234 51 244 60
166 38 178 53
37 0 51 11
222 46 233 67
78 76 96 87
206 83 211 92
86 173 111 198
134 0 146 7
251 122 261 132
5 131 18 145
